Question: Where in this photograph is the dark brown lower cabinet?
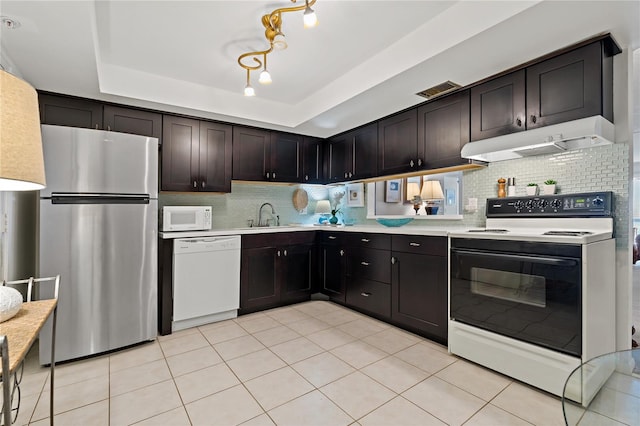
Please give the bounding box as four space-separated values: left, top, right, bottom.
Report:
321 243 346 303
346 279 391 319
240 232 316 314
391 235 448 343
344 240 391 320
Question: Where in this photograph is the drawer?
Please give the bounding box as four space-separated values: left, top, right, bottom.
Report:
346 233 391 250
347 248 390 283
322 231 344 245
346 279 390 319
243 231 317 249
391 235 447 257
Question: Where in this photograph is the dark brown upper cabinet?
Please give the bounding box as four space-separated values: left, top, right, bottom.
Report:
232 128 302 183
377 109 419 175
302 136 323 184
470 70 525 141
232 126 271 181
417 90 470 169
161 116 232 192
103 105 162 143
327 123 377 183
470 38 617 141
38 93 103 129
526 41 613 129
269 132 302 182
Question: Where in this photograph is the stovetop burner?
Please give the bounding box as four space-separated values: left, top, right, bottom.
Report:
542 231 593 236
468 229 509 233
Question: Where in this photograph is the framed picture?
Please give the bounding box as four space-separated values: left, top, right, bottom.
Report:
384 179 402 203
346 183 365 207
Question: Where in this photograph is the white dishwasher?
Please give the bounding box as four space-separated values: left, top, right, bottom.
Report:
172 236 241 331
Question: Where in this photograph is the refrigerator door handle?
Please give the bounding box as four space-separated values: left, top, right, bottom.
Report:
50 193 150 204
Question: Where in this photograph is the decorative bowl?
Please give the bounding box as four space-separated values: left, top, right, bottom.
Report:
375 218 414 227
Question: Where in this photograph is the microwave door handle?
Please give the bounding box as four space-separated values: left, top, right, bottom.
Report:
451 248 578 267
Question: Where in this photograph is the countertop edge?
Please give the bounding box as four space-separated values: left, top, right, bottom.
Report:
159 224 462 239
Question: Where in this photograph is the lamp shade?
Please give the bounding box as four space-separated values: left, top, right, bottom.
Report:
314 199 331 214
420 180 444 200
406 182 421 200
0 70 46 191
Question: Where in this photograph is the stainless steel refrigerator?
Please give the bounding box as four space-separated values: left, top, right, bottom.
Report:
38 125 158 364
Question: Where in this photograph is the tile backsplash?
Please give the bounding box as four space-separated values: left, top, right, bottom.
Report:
160 143 629 246
461 143 629 246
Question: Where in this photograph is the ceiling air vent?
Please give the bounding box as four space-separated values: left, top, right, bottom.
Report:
416 81 461 100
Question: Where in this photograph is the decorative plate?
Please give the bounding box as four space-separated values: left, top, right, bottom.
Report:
292 188 309 212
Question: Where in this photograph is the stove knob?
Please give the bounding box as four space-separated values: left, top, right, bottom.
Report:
513 200 525 211
551 199 562 209
538 199 548 208
592 196 604 206
525 199 535 210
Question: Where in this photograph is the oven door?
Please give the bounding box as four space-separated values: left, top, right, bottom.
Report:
450 238 582 356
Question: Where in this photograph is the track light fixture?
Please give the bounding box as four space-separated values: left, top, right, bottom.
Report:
238 0 318 96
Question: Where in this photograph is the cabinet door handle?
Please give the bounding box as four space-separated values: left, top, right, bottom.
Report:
266 172 270 179
348 172 353 178
360 292 371 297
344 172 348 179
339 249 344 256
409 160 414 167
328 235 337 240
277 250 281 257
107 125 111 131
193 180 197 188
273 172 276 179
305 175 309 181
417 158 423 166
530 115 537 124
409 242 421 247
391 256 396 264
201 181 205 189
516 117 523 127
283 249 287 256
360 261 370 266
361 238 370 243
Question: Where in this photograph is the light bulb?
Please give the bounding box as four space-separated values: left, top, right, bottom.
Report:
259 69 272 84
272 33 288 50
303 7 318 28
244 84 255 97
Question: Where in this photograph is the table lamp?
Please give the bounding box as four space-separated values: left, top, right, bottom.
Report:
314 199 331 223
421 181 444 215
0 70 46 191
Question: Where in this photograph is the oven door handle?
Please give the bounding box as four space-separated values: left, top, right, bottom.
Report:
450 248 579 266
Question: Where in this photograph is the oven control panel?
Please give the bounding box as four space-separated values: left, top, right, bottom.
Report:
486 191 613 217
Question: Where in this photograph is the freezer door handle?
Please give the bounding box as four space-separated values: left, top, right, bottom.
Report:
50 194 150 204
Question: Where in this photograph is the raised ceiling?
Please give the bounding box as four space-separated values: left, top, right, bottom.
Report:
0 1 638 138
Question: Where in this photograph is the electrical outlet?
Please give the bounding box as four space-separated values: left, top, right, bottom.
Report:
468 198 478 208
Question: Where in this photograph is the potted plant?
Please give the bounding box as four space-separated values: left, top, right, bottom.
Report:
526 183 538 196
542 179 557 195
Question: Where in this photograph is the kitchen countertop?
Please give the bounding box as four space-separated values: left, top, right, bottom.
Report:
160 224 464 239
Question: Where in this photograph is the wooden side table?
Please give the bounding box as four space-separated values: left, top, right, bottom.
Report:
0 276 59 426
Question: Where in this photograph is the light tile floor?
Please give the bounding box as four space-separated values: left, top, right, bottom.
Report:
8 301 570 425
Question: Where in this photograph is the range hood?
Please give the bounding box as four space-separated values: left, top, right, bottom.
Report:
460 116 615 162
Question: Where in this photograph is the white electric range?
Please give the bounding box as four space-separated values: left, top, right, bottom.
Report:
448 191 616 400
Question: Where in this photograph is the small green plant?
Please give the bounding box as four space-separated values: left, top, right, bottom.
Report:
527 182 538 187
544 179 557 185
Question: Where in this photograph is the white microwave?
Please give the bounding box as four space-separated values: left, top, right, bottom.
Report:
162 206 212 232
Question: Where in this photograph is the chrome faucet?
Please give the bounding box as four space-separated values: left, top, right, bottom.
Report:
258 202 279 227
